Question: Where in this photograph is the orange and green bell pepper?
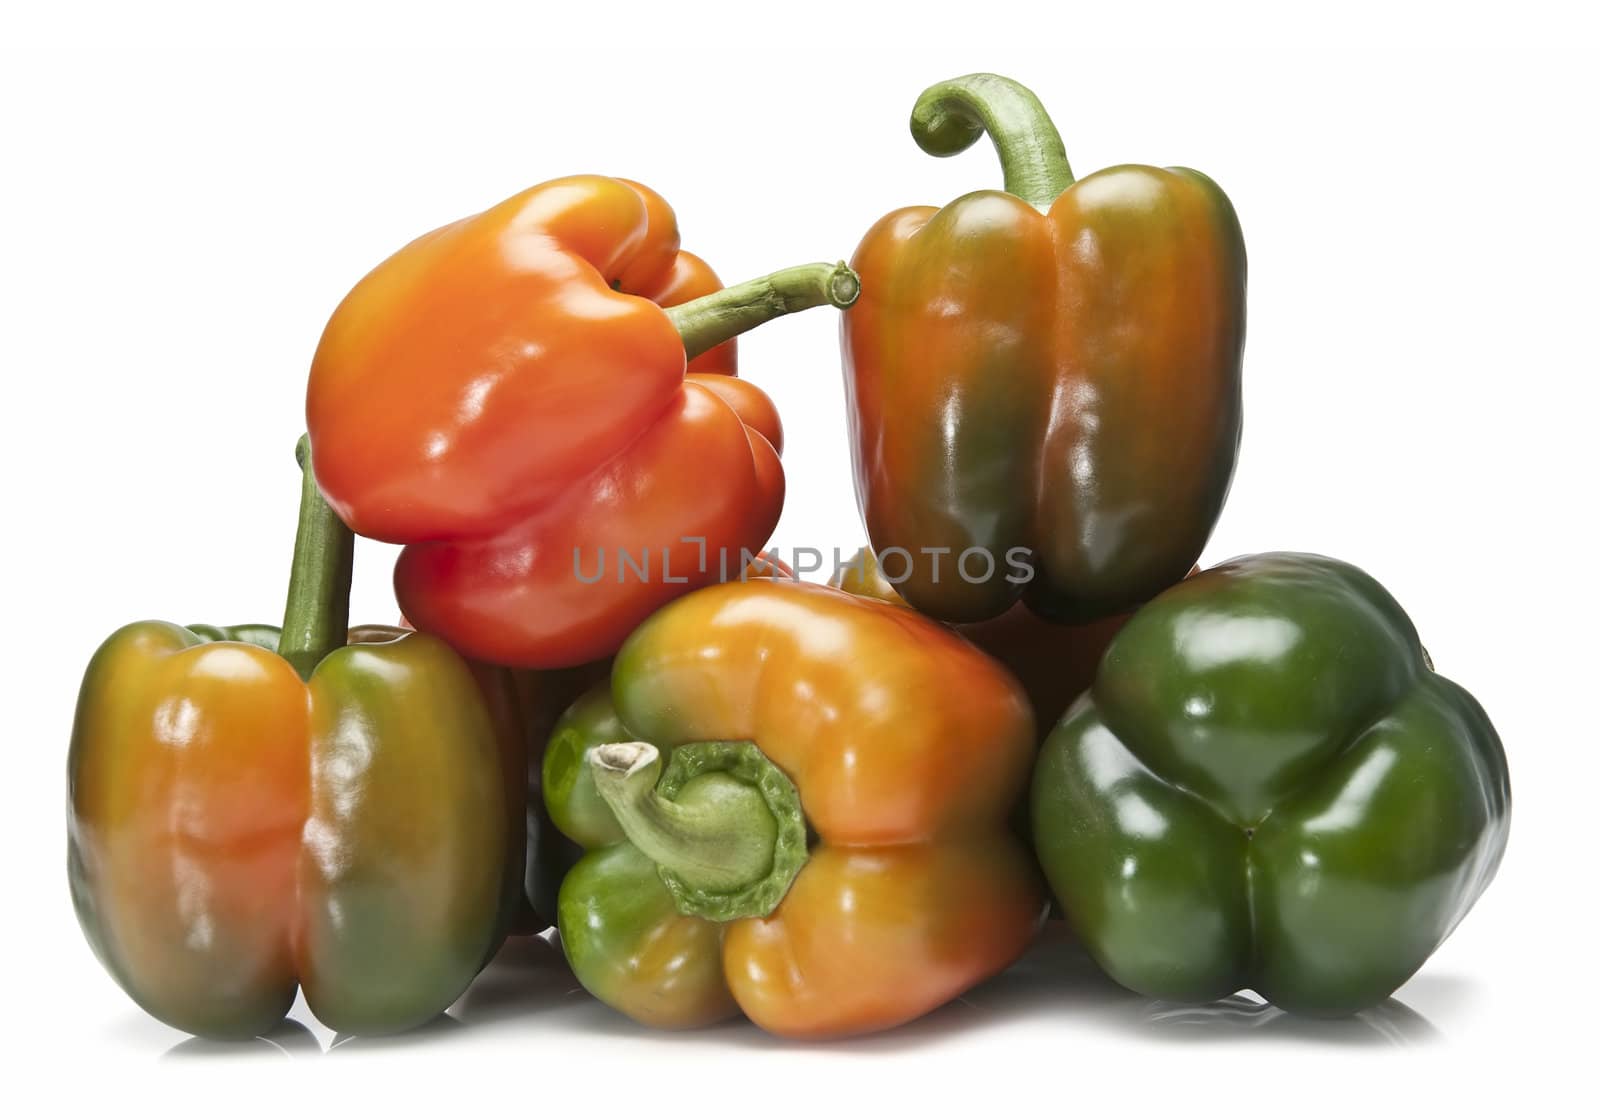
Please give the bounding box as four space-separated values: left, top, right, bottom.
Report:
68 439 517 1039
1031 552 1511 1015
543 578 1045 1037
306 174 858 669
843 73 1245 624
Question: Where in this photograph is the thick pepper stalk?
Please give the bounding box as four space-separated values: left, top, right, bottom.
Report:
843 73 1245 624
307 175 858 668
1031 552 1511 1015
544 579 1045 1037
67 439 516 1039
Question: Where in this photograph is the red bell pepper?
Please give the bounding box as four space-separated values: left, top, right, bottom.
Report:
307 175 857 667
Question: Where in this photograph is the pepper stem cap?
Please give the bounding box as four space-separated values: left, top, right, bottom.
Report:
588 739 809 922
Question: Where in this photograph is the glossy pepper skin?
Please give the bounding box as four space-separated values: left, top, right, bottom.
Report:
307 175 857 669
1031 552 1510 1016
67 441 513 1039
832 545 1138 735
843 74 1244 624
544 579 1045 1037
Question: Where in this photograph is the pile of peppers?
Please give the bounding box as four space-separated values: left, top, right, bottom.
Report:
67 72 1509 1042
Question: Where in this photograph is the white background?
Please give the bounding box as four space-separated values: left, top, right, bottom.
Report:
4 3 1595 1113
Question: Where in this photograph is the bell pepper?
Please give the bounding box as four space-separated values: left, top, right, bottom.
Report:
68 438 516 1039
306 175 859 669
1031 552 1511 1015
520 554 805 916
843 73 1245 624
543 578 1044 1037
832 544 1136 735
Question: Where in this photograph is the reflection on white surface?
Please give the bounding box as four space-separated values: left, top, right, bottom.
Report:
165 1019 321 1059
1140 993 1435 1046
159 925 1439 1061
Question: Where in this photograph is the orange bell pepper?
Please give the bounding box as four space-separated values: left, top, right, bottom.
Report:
306 175 857 668
542 578 1044 1037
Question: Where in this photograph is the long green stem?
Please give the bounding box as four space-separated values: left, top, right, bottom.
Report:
588 739 809 921
663 261 860 362
278 435 354 680
910 73 1075 209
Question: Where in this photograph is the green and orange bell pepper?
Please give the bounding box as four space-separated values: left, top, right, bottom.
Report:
843 74 1245 624
543 578 1045 1037
307 175 858 669
68 439 518 1039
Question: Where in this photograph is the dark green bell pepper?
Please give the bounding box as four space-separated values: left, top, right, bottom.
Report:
1031 552 1510 1016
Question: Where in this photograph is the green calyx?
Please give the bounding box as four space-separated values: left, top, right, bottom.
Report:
587 739 808 922
910 72 1075 209
663 261 861 362
277 435 355 680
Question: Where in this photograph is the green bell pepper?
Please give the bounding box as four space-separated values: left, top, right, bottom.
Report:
1031 551 1510 1016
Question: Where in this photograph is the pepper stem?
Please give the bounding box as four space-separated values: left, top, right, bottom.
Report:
910 73 1075 209
277 435 354 680
588 740 809 921
663 261 860 362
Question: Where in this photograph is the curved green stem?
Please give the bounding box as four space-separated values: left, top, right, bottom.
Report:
588 740 808 921
664 261 860 362
910 73 1074 209
590 743 772 890
278 435 354 680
